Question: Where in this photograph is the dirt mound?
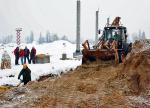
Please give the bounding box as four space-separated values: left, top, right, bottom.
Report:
131 39 150 53
0 62 129 108
0 40 150 108
122 39 150 95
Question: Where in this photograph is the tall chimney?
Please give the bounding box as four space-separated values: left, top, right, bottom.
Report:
76 0 81 53
95 10 99 44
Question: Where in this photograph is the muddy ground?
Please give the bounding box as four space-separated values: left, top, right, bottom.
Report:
0 40 150 108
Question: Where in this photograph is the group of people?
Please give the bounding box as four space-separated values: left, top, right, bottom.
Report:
13 46 36 85
14 46 36 65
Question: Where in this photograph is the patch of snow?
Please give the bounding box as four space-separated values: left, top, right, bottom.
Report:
128 96 150 106
0 40 82 86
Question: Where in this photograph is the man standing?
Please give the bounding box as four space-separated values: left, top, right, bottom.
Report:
24 46 30 64
14 47 19 65
30 47 36 64
18 64 31 85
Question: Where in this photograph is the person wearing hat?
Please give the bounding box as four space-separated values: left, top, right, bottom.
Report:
18 64 31 85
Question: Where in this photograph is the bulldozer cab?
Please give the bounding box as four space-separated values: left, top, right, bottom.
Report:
102 26 127 42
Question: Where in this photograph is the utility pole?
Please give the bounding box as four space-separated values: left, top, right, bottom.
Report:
95 9 99 44
76 0 81 53
74 0 82 57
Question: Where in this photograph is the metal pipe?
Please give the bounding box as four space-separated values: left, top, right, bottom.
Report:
76 0 81 52
95 10 99 44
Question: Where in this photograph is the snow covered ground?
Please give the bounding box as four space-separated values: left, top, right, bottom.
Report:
0 40 82 86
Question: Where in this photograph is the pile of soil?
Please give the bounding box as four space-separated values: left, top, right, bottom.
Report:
0 62 130 108
122 39 150 95
0 40 149 108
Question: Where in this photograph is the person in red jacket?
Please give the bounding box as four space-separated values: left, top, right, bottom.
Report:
19 49 25 65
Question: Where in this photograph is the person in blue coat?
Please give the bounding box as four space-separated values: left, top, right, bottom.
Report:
24 46 30 64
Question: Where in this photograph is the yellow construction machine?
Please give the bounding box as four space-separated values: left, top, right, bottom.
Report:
82 17 132 64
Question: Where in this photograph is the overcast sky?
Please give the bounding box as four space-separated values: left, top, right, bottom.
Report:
0 0 150 41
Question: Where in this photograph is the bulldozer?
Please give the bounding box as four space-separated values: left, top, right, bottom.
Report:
82 17 132 64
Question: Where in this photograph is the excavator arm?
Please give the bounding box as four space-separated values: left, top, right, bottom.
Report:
111 17 121 27
82 40 90 51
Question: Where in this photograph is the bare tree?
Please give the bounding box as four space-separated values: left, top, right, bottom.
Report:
39 32 45 44
61 35 68 41
30 31 34 43
142 31 146 39
46 31 51 43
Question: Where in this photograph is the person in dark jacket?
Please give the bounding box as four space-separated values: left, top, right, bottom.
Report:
30 47 36 64
18 64 31 85
14 47 19 65
24 46 30 64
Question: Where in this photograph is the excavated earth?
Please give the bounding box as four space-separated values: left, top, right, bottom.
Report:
0 40 150 108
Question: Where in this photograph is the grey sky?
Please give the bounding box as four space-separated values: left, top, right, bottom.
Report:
0 0 150 41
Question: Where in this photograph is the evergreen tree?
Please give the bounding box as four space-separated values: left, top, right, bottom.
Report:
39 32 44 44
53 34 59 41
138 29 142 39
142 31 146 39
46 31 51 43
2 35 13 44
61 35 68 41
26 36 30 44
30 31 34 43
